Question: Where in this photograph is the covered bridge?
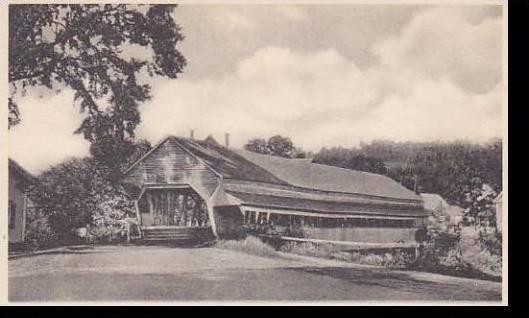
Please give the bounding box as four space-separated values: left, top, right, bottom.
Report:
121 136 428 246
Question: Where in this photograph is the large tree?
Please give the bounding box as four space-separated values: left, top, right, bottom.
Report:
244 135 306 158
9 4 185 169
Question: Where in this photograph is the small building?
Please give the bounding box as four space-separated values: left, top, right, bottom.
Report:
420 193 464 225
8 159 35 244
494 191 503 232
121 136 429 247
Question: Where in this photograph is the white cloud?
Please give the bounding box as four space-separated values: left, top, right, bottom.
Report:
209 9 254 31
137 37 503 151
373 6 503 94
137 7 503 150
9 89 91 174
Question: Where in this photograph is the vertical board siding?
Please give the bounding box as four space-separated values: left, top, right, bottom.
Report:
300 227 418 244
123 139 219 197
8 170 26 243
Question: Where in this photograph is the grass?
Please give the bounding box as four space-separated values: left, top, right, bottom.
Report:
215 236 281 258
279 241 413 269
216 236 414 269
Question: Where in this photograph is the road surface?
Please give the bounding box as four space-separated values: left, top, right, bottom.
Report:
9 245 502 302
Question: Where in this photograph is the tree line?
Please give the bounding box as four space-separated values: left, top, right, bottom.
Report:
244 136 502 226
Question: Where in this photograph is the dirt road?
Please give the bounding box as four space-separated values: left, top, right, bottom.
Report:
9 245 502 302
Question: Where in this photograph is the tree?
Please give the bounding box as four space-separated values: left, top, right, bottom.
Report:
244 138 268 155
28 157 136 242
267 135 295 158
312 147 388 174
89 137 152 180
9 4 185 166
244 135 306 158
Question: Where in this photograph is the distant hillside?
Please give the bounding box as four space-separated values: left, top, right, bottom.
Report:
313 139 502 206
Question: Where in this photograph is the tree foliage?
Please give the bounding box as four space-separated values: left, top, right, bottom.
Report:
28 157 136 242
312 147 388 175
90 137 152 179
9 4 185 170
312 139 502 227
244 135 307 158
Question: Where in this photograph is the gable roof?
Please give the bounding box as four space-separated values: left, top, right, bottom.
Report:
124 136 421 202
420 193 463 217
175 137 289 185
234 149 420 201
8 158 36 183
420 193 447 212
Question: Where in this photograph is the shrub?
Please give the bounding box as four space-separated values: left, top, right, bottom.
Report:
28 157 136 245
459 226 502 277
279 242 414 269
280 241 335 258
473 250 502 277
383 249 415 269
479 229 502 256
24 215 58 251
86 192 136 243
216 236 279 258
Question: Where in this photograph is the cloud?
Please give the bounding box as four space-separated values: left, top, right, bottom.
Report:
8 89 91 174
209 9 254 31
137 26 503 151
137 7 503 150
9 5 504 172
373 6 503 94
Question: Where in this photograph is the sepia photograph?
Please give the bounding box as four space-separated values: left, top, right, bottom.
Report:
3 1 506 304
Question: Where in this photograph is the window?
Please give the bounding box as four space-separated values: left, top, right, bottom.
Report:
8 200 16 230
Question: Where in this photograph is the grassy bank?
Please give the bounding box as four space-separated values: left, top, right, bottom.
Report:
215 236 281 258
216 235 501 282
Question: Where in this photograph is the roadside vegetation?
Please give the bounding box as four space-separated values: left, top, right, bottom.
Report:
279 242 414 269
413 216 501 281
215 236 280 258
23 147 150 252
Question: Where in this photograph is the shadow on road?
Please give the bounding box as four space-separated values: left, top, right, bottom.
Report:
286 266 501 301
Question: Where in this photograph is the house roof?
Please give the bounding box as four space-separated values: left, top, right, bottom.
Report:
125 136 421 202
174 137 288 185
420 193 463 217
226 190 426 217
233 149 421 201
8 158 35 183
420 193 448 211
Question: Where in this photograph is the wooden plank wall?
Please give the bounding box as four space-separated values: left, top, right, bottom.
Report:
123 138 219 198
300 227 418 244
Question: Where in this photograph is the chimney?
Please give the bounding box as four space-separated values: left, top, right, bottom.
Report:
190 129 194 140
225 133 230 147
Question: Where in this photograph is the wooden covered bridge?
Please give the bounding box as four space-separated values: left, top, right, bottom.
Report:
121 135 428 247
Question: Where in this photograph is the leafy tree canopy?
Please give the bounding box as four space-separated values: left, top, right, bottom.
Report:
29 157 133 241
244 135 307 158
313 147 388 175
9 4 185 170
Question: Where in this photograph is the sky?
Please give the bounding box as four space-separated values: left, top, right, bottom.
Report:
8 4 505 174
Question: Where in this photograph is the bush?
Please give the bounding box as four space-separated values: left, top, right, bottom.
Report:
28 157 136 245
280 241 335 258
479 229 502 256
460 227 502 277
216 236 279 258
86 192 136 243
24 215 58 251
414 219 502 280
279 241 414 269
